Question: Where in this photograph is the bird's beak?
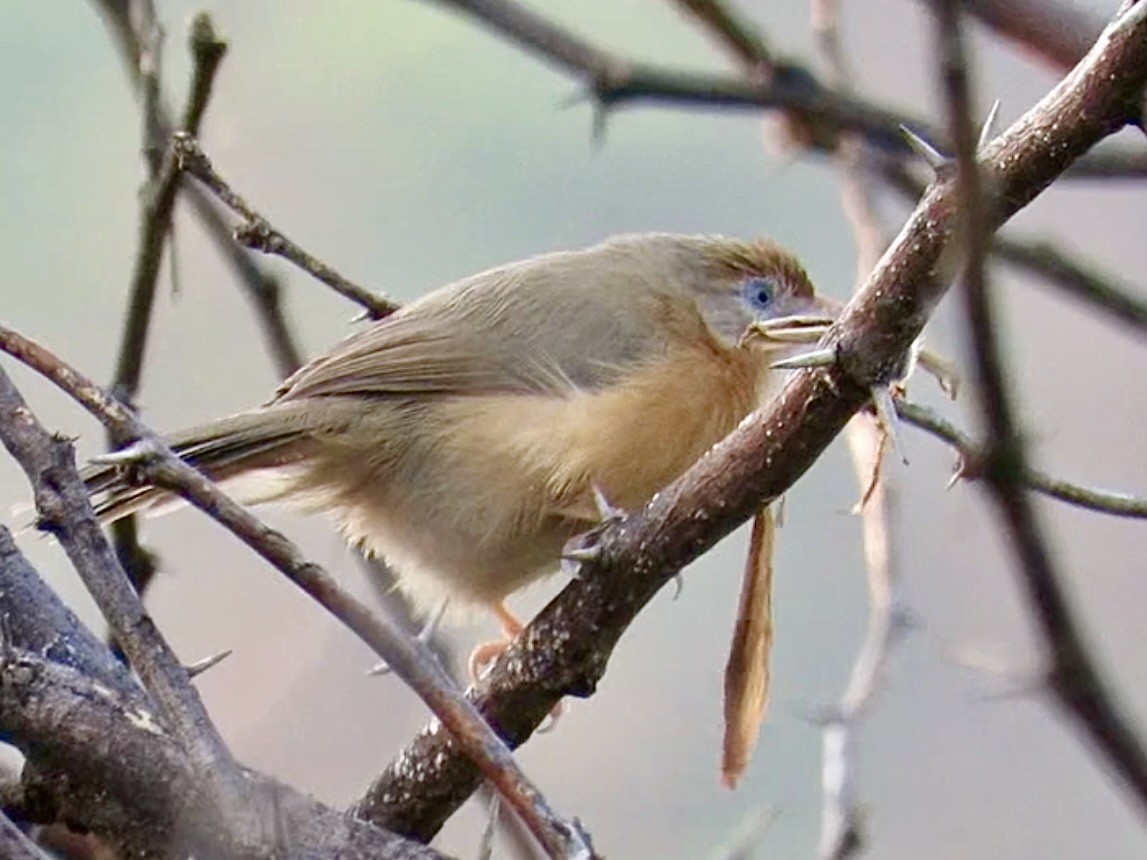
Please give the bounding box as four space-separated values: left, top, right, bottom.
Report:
740 295 840 352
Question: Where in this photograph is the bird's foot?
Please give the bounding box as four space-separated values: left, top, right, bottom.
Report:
468 603 565 727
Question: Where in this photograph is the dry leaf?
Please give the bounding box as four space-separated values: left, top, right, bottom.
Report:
721 505 776 788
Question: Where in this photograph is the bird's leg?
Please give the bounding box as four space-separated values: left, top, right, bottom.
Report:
469 603 566 727
467 601 524 681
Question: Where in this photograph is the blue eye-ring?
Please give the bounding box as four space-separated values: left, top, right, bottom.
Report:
741 276 777 312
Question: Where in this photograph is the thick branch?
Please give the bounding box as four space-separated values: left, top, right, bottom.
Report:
0 525 448 859
356 4 1147 839
0 646 449 860
0 328 588 859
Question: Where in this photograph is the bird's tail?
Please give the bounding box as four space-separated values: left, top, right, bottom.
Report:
84 404 316 524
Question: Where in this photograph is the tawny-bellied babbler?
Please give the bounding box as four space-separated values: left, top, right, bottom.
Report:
84 233 834 781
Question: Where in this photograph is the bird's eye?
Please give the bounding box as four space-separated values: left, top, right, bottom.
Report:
741 276 777 313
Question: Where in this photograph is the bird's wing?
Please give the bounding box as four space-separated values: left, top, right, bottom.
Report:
272 256 667 403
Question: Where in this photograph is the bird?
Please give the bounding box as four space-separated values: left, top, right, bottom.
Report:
84 233 832 676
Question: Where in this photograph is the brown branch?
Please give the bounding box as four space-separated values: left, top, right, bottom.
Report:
0 525 449 859
0 327 590 859
355 5 1147 839
170 134 400 320
107 13 229 605
0 645 451 859
0 367 264 846
939 0 1147 825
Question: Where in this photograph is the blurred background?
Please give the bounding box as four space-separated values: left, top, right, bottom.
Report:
1 1 1145 857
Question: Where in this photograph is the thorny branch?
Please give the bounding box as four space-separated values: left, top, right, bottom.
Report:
357 1 1147 840
0 534 450 859
0 364 260 847
898 400 1147 519
878 160 1147 341
170 134 400 320
108 10 227 614
91 0 305 378
421 0 1147 177
938 0 1147 824
0 326 590 860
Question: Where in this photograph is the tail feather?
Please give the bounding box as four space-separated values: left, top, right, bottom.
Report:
84 405 313 524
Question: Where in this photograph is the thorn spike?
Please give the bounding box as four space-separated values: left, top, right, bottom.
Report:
899 124 948 174
770 346 837 370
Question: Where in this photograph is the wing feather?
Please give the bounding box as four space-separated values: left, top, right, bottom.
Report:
271 247 671 404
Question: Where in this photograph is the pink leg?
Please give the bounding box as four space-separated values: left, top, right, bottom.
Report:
467 603 566 726
467 601 525 681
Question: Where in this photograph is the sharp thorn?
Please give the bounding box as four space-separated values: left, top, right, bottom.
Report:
899 124 949 173
186 648 233 678
562 545 601 564
418 598 448 644
978 100 1001 151
591 483 624 523
771 346 837 370
90 438 162 465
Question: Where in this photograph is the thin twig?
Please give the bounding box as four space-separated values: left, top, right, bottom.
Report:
108 13 229 601
897 400 1147 519
359 8 1147 836
0 325 591 860
170 134 399 320
418 0 1147 178
185 190 305 375
0 810 51 860
425 0 922 153
111 14 226 406
91 0 306 380
811 7 910 857
938 0 1147 824
823 418 912 860
992 234 1147 337
666 0 774 73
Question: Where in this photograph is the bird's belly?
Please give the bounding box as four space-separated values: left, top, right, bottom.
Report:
302 347 763 614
